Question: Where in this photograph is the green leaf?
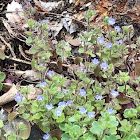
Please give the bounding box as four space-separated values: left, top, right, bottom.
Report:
56 92 64 99
22 113 30 120
137 37 140 45
0 72 6 82
79 48 84 53
80 133 96 140
85 50 95 57
68 116 77 122
0 120 3 128
24 31 32 36
128 134 138 140
90 121 103 136
32 112 42 119
0 83 2 91
103 135 118 140
61 133 71 140
124 109 137 118
56 113 65 123
8 135 16 140
26 37 33 44
27 19 35 27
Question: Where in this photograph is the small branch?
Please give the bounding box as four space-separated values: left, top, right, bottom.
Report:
0 35 16 58
5 56 31 65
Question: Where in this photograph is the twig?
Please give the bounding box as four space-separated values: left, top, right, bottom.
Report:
5 56 31 65
19 45 31 61
0 35 16 58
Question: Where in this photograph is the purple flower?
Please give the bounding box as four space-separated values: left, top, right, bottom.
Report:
92 58 99 65
80 89 86 96
106 42 113 49
95 95 103 100
43 133 50 140
97 37 104 44
58 101 66 107
36 95 44 101
39 63 44 67
107 108 114 114
110 90 119 97
115 26 121 32
47 70 53 76
79 67 87 73
55 108 62 116
101 61 108 69
66 100 73 106
62 89 69 93
108 17 115 25
46 104 54 110
40 81 47 87
79 107 87 114
15 94 23 102
87 112 95 118
117 39 123 44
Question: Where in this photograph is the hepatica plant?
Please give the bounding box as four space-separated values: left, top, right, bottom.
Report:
15 9 140 140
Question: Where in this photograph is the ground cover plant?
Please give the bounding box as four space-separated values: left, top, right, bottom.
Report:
3 8 139 140
0 2 140 140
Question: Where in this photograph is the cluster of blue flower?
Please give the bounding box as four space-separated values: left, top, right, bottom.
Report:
79 107 95 118
90 17 123 71
14 17 121 140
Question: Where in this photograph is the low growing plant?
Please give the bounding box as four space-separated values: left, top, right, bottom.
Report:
11 9 140 140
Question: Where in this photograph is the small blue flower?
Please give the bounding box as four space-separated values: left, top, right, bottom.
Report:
79 107 87 114
47 70 53 76
80 89 86 96
36 95 44 101
43 133 50 140
15 94 23 102
79 67 87 73
62 89 69 93
40 81 47 87
117 39 123 44
95 95 103 100
92 58 99 65
55 108 62 116
110 90 119 97
58 101 66 107
66 100 73 106
106 42 113 49
39 63 44 67
108 17 115 25
115 26 121 32
46 104 54 110
107 108 114 114
87 112 95 118
101 61 108 69
97 37 104 44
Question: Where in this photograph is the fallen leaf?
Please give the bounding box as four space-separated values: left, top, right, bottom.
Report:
117 94 131 105
134 61 140 76
68 38 81 46
57 60 63 71
6 0 25 24
8 111 18 122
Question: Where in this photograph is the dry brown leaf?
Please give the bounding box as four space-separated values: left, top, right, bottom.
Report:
134 61 140 76
57 60 63 71
14 70 41 81
73 11 85 21
0 84 18 106
68 38 81 46
74 0 87 5
0 49 5 60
